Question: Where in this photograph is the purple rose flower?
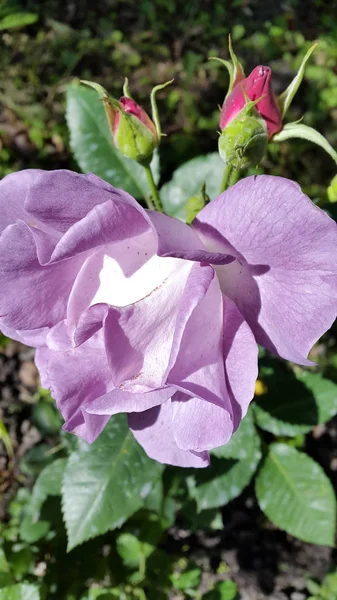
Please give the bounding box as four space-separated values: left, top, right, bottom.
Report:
1 170 336 467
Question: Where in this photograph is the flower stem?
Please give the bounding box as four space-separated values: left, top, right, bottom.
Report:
219 164 240 193
219 164 233 193
144 165 163 212
229 168 240 187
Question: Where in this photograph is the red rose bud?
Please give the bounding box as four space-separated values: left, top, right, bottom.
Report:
113 97 159 165
220 66 282 139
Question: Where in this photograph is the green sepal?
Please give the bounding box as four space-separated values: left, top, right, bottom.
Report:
218 101 268 170
80 79 118 130
123 77 132 99
150 79 174 138
185 182 209 223
228 34 245 90
327 174 337 203
278 43 317 118
209 34 245 100
273 122 337 165
114 111 157 166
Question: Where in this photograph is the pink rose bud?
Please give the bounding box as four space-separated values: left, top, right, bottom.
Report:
220 66 283 139
113 97 158 165
115 97 158 139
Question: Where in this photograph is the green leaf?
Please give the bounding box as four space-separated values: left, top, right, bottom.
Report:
0 420 13 460
278 43 317 117
8 547 33 580
188 424 261 511
0 585 39 600
212 407 258 460
66 84 160 199
0 13 38 30
30 458 67 517
160 153 224 221
143 478 163 513
203 580 239 600
273 122 337 165
0 549 9 573
254 368 337 436
256 443 336 546
171 568 201 591
19 516 50 544
116 533 154 568
62 414 163 550
19 458 67 542
181 503 223 531
32 400 63 435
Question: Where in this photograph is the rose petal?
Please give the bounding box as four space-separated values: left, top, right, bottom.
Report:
0 222 84 331
195 175 337 363
148 210 235 265
222 296 258 429
50 197 151 263
83 386 174 416
0 170 43 233
171 393 233 451
128 402 210 467
168 263 228 407
22 170 144 233
0 321 49 347
35 324 112 443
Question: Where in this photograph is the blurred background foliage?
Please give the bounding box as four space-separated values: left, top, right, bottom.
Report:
1 0 337 200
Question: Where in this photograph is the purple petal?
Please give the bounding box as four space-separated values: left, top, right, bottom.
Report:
50 198 151 263
0 222 83 331
0 321 49 347
171 393 233 451
128 402 210 467
148 210 235 265
222 296 258 429
0 170 44 233
37 321 175 443
83 386 174 417
35 324 112 443
10 169 144 233
168 263 229 408
194 175 337 363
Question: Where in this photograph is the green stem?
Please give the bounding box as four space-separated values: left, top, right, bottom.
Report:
144 165 163 212
219 164 241 193
219 164 233 193
229 168 240 187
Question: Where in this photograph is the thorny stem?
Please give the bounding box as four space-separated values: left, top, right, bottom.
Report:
143 164 163 212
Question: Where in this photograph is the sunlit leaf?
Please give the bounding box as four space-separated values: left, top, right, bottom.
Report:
273 122 337 164
256 443 336 545
62 414 163 550
0 584 40 600
0 13 38 30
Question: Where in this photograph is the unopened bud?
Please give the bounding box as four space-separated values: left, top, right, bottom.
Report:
218 101 268 170
113 97 158 166
220 65 282 139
